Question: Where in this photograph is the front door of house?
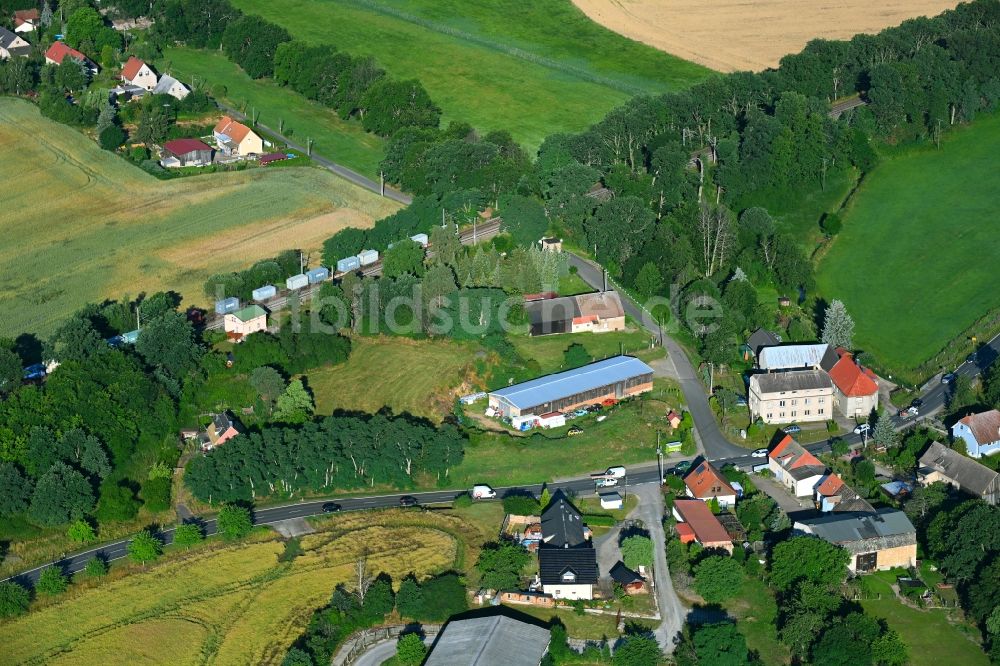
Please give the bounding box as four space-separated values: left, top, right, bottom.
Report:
856 552 877 572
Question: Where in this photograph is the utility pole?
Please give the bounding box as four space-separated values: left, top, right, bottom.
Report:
380 171 385 196
473 217 477 245
602 268 607 292
709 362 714 392
299 250 305 275
656 432 663 485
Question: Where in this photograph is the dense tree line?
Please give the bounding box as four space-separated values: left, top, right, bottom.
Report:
184 412 466 503
155 0 440 137
203 249 304 301
905 485 1000 660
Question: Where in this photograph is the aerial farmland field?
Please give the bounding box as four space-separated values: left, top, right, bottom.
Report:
571 0 959 71
816 112 1000 377
0 98 399 338
0 515 457 665
229 0 712 150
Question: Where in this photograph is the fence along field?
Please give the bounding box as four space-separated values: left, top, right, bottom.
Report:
570 0 960 72
0 98 400 338
0 522 457 665
229 0 711 150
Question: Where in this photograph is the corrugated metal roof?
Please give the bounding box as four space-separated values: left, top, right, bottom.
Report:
490 356 653 410
758 344 830 370
426 614 550 666
796 507 915 544
752 369 833 393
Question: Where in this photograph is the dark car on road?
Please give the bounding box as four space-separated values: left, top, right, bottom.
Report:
911 398 923 408
672 460 693 476
968 352 978 364
941 373 956 384
399 496 419 507
321 502 341 513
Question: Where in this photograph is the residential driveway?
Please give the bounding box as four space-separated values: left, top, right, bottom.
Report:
631 484 686 652
593 501 638 576
752 474 818 522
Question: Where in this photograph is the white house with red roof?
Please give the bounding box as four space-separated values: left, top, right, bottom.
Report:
120 56 157 90
952 409 1000 458
827 349 879 419
814 472 876 513
213 115 264 156
45 41 97 74
683 459 738 508
13 8 39 33
768 433 827 496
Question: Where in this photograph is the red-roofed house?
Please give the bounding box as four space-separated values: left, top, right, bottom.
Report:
672 499 733 553
769 434 827 496
828 350 879 419
161 139 213 168
683 460 737 508
814 472 876 513
666 410 682 429
45 41 97 74
120 56 157 90
213 115 264 156
952 409 1000 458
13 8 39 33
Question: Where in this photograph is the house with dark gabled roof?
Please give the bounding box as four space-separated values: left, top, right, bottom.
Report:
609 561 646 594
919 441 999 505
0 27 31 59
952 409 1000 458
683 459 737 508
794 507 916 573
743 327 781 361
537 490 598 600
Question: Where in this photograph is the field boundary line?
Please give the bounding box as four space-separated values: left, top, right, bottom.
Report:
336 0 650 95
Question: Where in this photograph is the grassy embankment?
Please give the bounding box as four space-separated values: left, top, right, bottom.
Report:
0 97 399 338
816 112 1000 379
229 0 712 150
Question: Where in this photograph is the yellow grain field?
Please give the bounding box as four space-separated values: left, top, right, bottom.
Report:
571 0 960 71
0 522 457 665
0 98 400 337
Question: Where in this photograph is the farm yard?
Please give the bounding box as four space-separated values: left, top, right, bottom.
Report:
228 0 711 149
0 514 459 665
816 112 1000 377
160 47 386 177
571 0 960 71
0 98 399 338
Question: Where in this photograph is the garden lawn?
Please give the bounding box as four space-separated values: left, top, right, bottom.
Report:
510 327 662 374
723 576 789 665
305 336 478 421
859 571 989 666
0 98 398 338
816 113 1000 376
229 0 711 149
160 47 385 176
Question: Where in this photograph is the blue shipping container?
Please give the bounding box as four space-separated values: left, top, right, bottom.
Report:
252 285 277 301
215 297 239 315
337 256 361 273
306 267 330 284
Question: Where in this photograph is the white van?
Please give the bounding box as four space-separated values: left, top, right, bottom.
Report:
604 466 626 479
471 485 497 499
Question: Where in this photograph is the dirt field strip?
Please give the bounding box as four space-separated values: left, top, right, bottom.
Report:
572 0 960 72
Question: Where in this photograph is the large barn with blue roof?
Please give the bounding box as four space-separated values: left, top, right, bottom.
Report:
487 356 654 419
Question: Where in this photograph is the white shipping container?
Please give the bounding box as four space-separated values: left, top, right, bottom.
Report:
357 249 379 266
252 285 277 301
286 274 308 290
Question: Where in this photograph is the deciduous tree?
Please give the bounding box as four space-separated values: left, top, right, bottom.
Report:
0 581 30 618
36 566 68 595
30 462 95 526
694 555 743 603
396 633 426 666
621 535 654 570
127 529 162 565
216 503 253 540
475 541 530 591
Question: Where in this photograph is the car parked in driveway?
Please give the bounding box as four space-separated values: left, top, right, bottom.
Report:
751 448 769 457
784 424 801 434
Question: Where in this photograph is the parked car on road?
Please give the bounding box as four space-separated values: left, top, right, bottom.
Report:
672 460 693 475
321 502 341 513
751 448 769 457
853 423 870 435
941 373 956 384
595 477 619 488
398 496 418 507
911 398 924 408
967 352 978 364
471 485 496 499
784 424 801 434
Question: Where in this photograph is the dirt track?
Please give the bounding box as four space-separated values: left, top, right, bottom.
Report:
572 0 959 72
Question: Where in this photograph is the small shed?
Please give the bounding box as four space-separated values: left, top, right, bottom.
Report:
539 237 563 252
666 410 682 429
537 412 566 429
599 492 623 510
511 414 537 431
409 233 429 246
609 561 646 594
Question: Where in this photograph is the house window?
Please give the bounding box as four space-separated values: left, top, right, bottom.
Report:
804 410 811 416
819 397 825 404
562 571 576 583
818 408 824 415
791 399 798 406
779 400 786 407
791 411 797 417
805 398 811 405
766 413 773 419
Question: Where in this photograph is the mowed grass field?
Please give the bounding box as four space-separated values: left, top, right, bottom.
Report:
0 98 399 338
816 112 1000 375
572 0 959 71
0 514 458 665
306 336 480 420
229 0 712 149
160 47 386 176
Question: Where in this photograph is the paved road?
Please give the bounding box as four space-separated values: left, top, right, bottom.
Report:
566 253 747 460
352 634 435 666
632 484 685 653
215 102 412 205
